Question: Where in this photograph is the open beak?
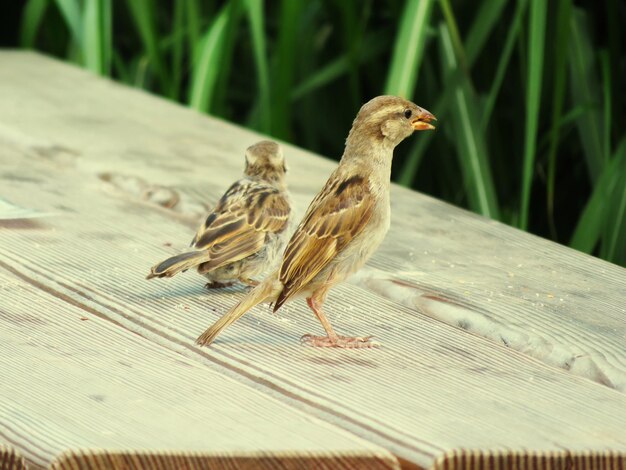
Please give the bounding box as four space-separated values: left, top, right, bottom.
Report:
412 109 437 131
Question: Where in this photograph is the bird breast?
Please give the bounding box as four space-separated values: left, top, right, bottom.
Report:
327 193 390 285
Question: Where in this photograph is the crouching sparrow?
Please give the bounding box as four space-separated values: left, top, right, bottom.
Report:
147 141 292 288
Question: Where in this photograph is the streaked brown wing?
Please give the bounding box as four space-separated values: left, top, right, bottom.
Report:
190 180 291 272
275 173 373 310
190 181 247 247
197 231 264 273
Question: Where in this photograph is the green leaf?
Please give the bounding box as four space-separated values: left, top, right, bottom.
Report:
464 0 507 65
20 0 49 48
55 0 83 48
270 0 305 139
212 0 244 116
571 138 626 261
83 0 112 75
292 32 387 101
481 0 528 130
600 50 612 164
519 0 547 230
170 0 185 101
438 0 468 76
546 0 572 239
333 0 370 107
605 0 623 133
188 4 231 113
384 0 434 99
568 8 606 183
439 23 500 219
538 105 587 153
398 0 508 188
244 0 271 133
127 0 171 94
112 49 130 83
186 0 201 59
603 166 626 265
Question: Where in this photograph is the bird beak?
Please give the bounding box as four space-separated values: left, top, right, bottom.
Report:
412 109 437 131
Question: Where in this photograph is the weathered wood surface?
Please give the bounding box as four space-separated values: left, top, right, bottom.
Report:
0 268 396 470
0 52 625 469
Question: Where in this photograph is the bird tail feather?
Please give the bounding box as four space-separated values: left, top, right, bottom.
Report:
146 251 209 279
196 273 282 346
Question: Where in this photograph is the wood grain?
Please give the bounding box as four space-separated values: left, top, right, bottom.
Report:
0 267 396 469
354 186 626 391
0 52 625 469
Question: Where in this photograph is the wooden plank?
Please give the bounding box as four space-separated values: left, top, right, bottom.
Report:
0 52 625 469
0 268 397 469
353 189 626 392
2 51 623 393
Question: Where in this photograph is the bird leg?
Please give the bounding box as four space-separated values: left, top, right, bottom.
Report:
301 295 378 349
238 277 259 287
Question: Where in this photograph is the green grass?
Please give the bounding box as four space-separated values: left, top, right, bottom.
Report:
17 0 626 266
439 22 499 219
384 0 433 99
188 2 235 113
20 0 49 48
519 0 546 230
244 0 271 133
545 0 571 239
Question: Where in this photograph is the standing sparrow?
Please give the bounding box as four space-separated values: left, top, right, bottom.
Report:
196 96 436 348
147 141 292 288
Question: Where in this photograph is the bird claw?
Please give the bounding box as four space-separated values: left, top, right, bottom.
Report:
300 334 380 349
204 281 234 289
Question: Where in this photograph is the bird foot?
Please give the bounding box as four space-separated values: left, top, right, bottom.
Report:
300 334 379 349
204 281 234 289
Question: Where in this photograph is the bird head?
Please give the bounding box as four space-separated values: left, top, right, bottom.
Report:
244 140 287 187
346 95 436 149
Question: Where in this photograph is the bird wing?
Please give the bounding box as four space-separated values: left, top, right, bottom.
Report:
275 173 373 309
190 180 291 271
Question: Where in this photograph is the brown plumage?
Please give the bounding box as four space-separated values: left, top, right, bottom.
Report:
147 141 292 288
274 175 374 311
196 96 436 347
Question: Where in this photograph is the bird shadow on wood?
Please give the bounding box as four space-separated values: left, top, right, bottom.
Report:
0 218 47 230
135 282 252 302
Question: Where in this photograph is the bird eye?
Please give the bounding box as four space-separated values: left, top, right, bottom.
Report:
404 109 412 119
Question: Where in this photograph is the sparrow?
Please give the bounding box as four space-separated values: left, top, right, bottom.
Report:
196 96 436 348
147 141 292 288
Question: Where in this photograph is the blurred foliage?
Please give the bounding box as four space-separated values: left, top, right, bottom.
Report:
10 0 626 266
